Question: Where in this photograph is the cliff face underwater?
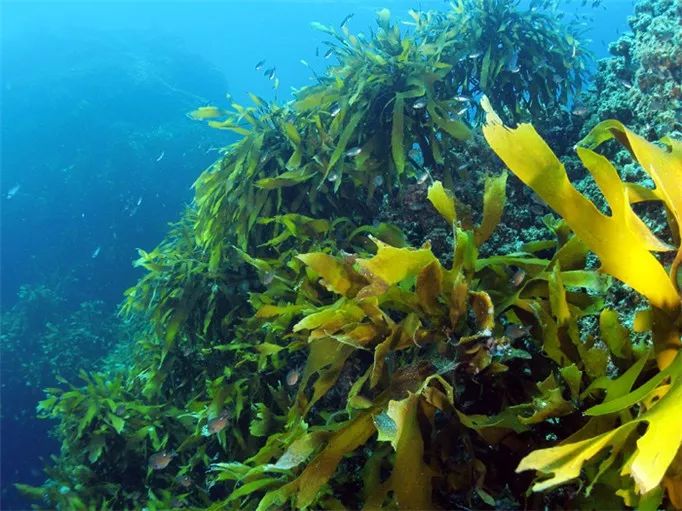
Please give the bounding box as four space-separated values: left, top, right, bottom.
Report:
19 0 682 509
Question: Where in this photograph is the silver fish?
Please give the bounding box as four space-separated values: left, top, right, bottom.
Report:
344 147 362 158
571 105 589 117
506 51 520 73
412 98 427 109
6 184 20 199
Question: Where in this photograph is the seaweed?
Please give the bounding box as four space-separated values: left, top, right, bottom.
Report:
20 3 681 511
483 100 682 509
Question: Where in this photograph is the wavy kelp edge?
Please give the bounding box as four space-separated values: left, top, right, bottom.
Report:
482 97 682 508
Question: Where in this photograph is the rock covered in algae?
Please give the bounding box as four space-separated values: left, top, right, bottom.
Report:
588 0 681 139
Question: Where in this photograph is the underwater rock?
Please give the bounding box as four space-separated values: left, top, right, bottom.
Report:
587 0 681 139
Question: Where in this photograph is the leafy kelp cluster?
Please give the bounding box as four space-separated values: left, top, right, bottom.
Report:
21 2 682 510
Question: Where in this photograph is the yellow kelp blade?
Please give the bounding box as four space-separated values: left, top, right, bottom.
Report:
385 393 433 509
518 353 682 498
481 106 679 316
579 121 682 292
256 411 377 510
297 252 360 297
357 237 437 286
427 180 457 225
475 172 507 247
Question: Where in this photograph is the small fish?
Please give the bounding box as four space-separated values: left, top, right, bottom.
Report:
529 193 545 206
530 204 545 216
286 368 300 386
340 13 354 27
156 151 165 162
330 105 341 117
273 77 280 89
255 59 266 71
6 184 20 199
148 450 176 470
416 171 430 185
300 59 310 68
620 79 633 89
504 324 532 340
188 106 223 120
261 272 275 286
264 67 276 80
469 51 483 59
114 405 126 416
571 105 589 117
202 410 230 436
136 196 143 206
91 246 101 259
456 107 468 116
506 51 520 73
344 147 362 158
324 48 335 59
412 98 427 109
176 475 193 489
453 95 471 103
510 268 526 287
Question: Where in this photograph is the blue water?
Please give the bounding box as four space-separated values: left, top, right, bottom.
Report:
0 1 634 509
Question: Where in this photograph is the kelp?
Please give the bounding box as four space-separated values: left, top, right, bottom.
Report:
199 179 634 509
482 99 681 366
483 102 682 508
24 4 675 511
189 2 586 254
411 0 590 122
